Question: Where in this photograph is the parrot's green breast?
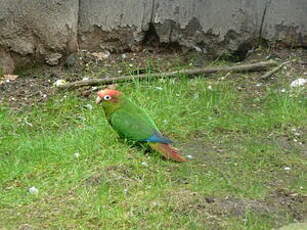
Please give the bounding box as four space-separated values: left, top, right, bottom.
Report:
107 98 159 141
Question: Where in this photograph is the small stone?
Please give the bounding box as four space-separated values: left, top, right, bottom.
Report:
82 77 90 81
28 186 39 194
256 83 262 87
46 53 63 66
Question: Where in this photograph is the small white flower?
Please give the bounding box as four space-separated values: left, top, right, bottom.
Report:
290 78 306 88
208 85 212 90
155 87 163 90
256 83 262 87
141 162 148 167
121 54 127 59
82 77 90 81
186 155 193 159
42 94 47 98
118 70 123 74
28 186 39 194
280 88 286 93
163 120 168 124
129 64 133 67
73 152 80 158
293 139 298 142
284 167 291 171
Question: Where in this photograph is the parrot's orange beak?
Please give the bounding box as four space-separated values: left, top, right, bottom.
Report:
96 96 102 104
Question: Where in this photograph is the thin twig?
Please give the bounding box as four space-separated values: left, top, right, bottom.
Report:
260 60 292 80
58 60 277 90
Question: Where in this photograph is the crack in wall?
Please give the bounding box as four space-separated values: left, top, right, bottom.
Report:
77 0 81 47
150 0 155 23
259 0 271 41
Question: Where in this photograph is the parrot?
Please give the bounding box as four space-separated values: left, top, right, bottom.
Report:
95 89 187 162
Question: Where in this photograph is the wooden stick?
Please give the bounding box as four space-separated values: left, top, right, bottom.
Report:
260 60 292 80
58 60 277 90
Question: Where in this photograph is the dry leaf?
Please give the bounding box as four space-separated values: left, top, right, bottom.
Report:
4 74 19 81
91 51 110 60
107 84 118 90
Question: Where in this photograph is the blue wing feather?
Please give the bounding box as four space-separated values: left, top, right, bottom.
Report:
144 132 173 144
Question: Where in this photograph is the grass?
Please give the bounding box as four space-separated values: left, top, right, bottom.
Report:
0 72 306 229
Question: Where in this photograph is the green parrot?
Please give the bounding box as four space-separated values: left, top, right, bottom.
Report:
96 89 187 162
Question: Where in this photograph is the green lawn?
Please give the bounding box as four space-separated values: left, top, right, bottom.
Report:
0 73 306 229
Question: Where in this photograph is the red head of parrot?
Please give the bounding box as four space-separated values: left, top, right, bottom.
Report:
96 89 122 104
96 89 124 116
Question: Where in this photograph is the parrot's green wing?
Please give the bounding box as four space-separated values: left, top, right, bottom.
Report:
110 105 159 141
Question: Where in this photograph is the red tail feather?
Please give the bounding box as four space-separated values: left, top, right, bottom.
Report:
149 143 188 162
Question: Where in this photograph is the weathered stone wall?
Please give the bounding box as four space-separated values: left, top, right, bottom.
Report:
0 0 79 73
0 0 306 73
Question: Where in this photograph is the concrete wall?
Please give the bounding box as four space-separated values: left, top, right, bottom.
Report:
0 0 306 73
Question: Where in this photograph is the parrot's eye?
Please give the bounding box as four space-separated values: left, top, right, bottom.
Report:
103 95 112 100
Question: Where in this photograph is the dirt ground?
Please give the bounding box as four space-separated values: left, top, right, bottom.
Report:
1 46 306 110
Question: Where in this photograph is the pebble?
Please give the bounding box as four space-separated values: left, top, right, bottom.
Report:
28 186 39 194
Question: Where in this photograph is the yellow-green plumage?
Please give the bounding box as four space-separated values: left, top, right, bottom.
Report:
96 89 187 162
